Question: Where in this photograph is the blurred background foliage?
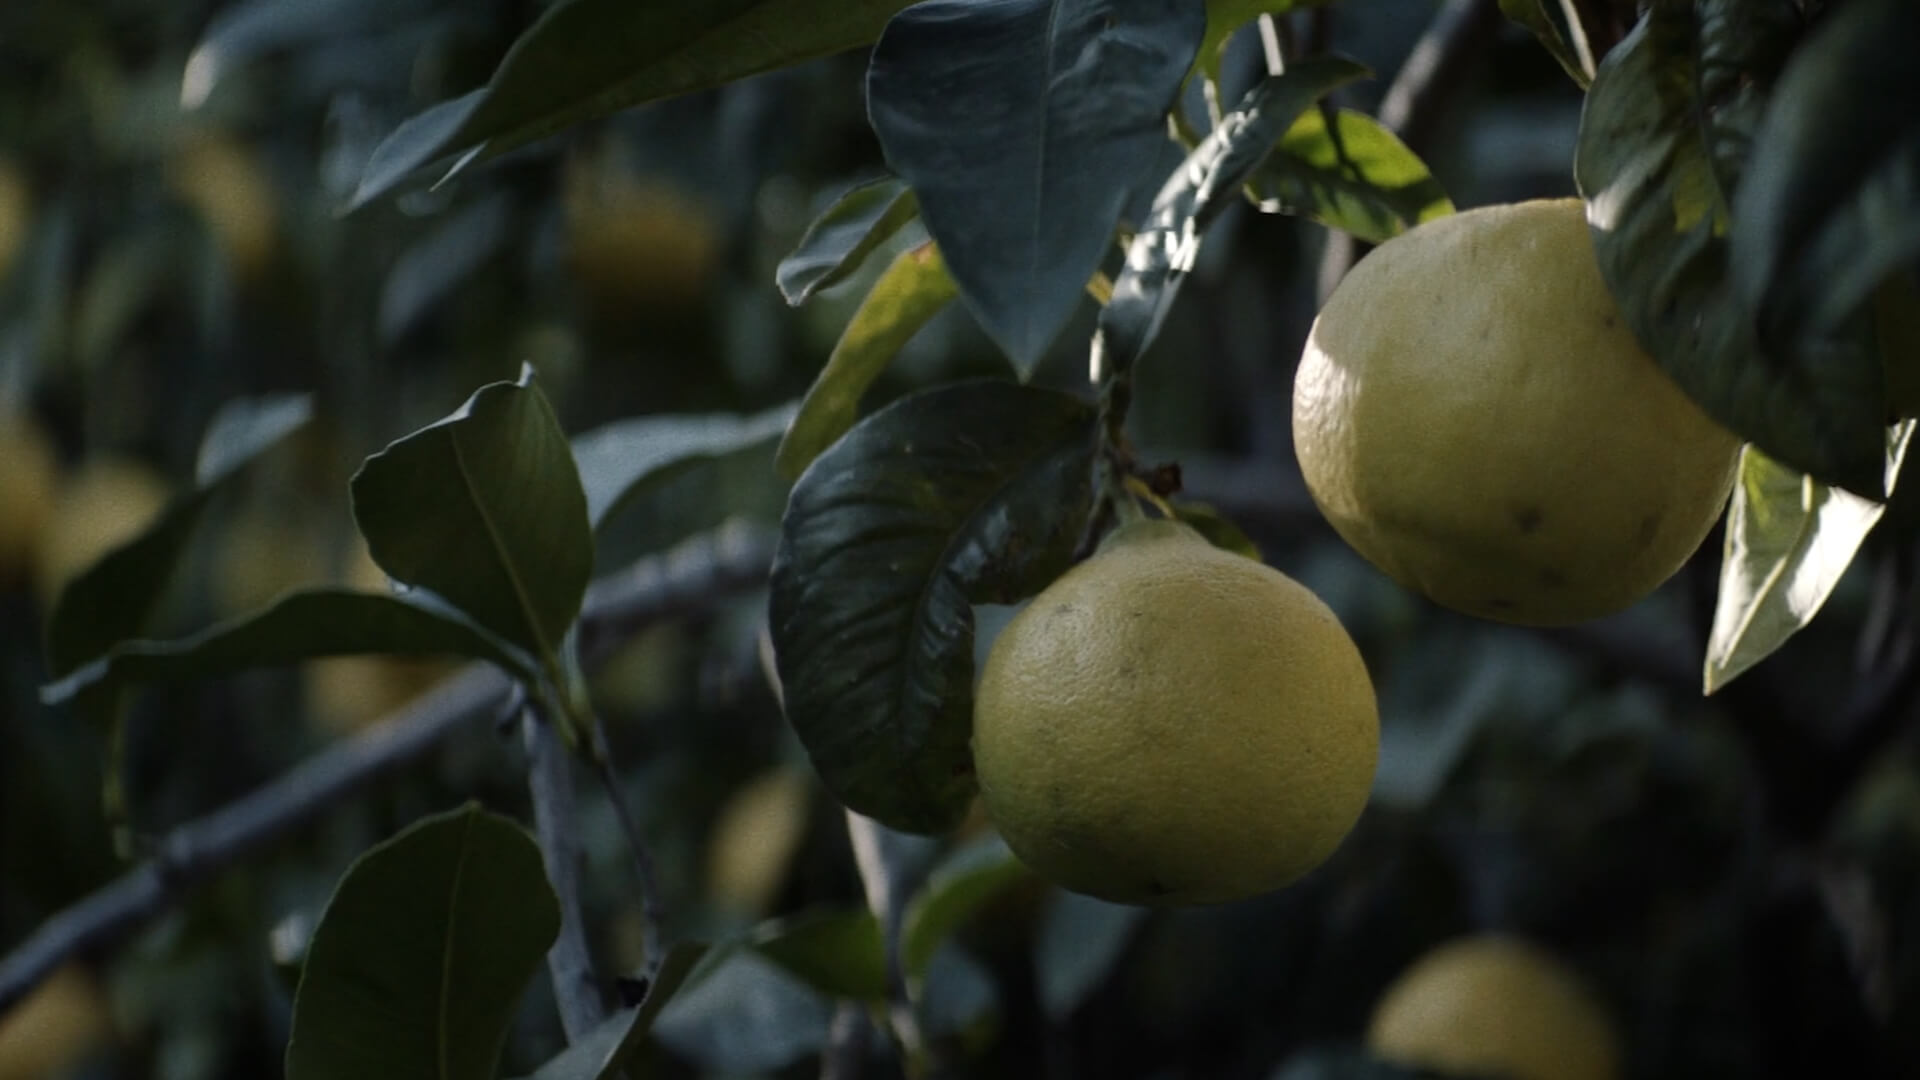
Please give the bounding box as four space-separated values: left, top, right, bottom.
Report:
0 0 1916 1077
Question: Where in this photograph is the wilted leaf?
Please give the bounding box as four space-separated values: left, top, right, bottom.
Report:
1730 0 1920 347
515 943 707 1080
571 402 796 529
750 908 887 1000
901 835 1031 983
285 804 559 1080
1704 423 1915 694
350 0 919 209
1036 889 1150 1020
774 241 957 481
45 392 312 679
1247 105 1454 243
41 588 535 706
1101 60 1370 376
866 0 1206 373
352 365 590 664
776 177 920 306
768 381 1097 834
1574 1 1888 497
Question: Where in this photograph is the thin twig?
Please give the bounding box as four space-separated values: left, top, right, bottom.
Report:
1314 0 1502 302
0 526 778 1014
522 706 607 1043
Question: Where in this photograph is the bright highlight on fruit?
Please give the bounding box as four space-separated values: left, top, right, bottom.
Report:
972 518 1378 906
1293 198 1741 626
1367 935 1624 1080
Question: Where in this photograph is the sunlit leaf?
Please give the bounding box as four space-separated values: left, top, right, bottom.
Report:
1247 106 1454 243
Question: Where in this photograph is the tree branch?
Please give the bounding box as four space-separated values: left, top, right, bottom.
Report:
0 525 778 1014
523 704 608 1043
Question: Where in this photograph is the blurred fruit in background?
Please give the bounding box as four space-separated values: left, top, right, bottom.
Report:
705 763 813 917
300 541 455 736
562 149 721 315
0 963 115 1080
0 157 29 288
33 457 171 603
0 414 59 588
167 132 278 282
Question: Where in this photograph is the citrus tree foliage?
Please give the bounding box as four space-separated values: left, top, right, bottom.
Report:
1 0 1917 1077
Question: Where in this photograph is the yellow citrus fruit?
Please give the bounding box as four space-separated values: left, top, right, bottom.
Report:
972 518 1378 906
33 457 171 602
706 764 813 916
0 414 59 587
1293 198 1741 626
0 963 115 1080
562 155 720 311
1367 935 1624 1080
169 133 278 279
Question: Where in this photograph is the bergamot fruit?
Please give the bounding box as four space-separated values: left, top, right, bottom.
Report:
972 518 1378 906
1293 198 1741 626
1367 935 1623 1080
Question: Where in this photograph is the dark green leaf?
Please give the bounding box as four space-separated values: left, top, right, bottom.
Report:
901 835 1030 982
1497 0 1594 87
1730 0 1920 345
285 804 559 1080
651 949 832 1072
45 393 312 678
571 401 797 530
1101 60 1371 376
351 365 590 663
1169 500 1261 560
40 588 535 706
1192 0 1333 84
866 0 1206 373
1036 889 1149 1019
1704 423 1914 694
768 380 1098 834
377 193 513 347
750 908 887 1000
774 240 957 482
776 177 920 306
349 0 919 209
1574 2 1888 497
1247 105 1454 243
516 943 707 1080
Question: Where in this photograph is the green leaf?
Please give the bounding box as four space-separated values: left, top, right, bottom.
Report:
776 177 920 306
285 804 559 1080
651 949 832 1072
1497 0 1595 88
749 908 887 1000
900 835 1031 983
45 392 313 678
1574 2 1889 498
1169 500 1261 560
40 588 536 706
1703 423 1915 694
1192 0 1333 84
1036 890 1150 1020
377 193 514 347
571 402 797 530
350 0 919 209
866 0 1206 373
515 942 707 1080
1246 105 1454 244
1101 60 1371 375
351 365 591 665
1730 0 1920 346
181 0 394 109
768 380 1098 834
774 241 957 482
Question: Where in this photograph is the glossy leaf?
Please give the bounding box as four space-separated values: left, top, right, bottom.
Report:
571 401 797 530
1730 0 1920 346
41 588 535 706
45 393 312 679
285 804 559 1080
867 0 1206 373
768 381 1098 834
351 365 590 663
1100 61 1370 377
516 943 707 1080
750 908 887 1000
1247 105 1454 243
1574 1 1888 497
900 835 1030 982
350 0 919 209
1036 889 1150 1019
1704 423 1915 694
774 241 957 481
1497 0 1594 87
776 177 920 306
